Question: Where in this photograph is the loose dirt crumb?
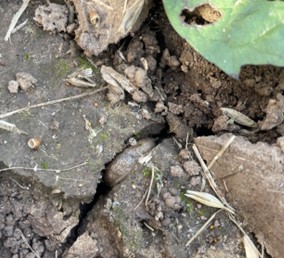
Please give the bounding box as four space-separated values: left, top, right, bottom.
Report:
16 72 37 91
7 80 19 93
259 94 284 130
34 3 68 32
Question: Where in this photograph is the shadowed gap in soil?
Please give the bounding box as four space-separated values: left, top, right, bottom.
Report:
61 123 172 252
63 176 112 251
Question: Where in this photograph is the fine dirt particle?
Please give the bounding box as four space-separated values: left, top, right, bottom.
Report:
168 102 183 115
154 101 168 114
160 49 180 70
178 149 191 160
132 90 148 103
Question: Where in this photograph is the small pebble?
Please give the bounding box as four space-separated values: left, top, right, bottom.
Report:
162 192 171 200
128 137 137 146
214 220 220 227
168 187 178 196
154 101 167 113
165 196 176 208
7 80 19 94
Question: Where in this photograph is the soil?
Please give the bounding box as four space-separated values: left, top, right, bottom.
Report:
0 0 283 258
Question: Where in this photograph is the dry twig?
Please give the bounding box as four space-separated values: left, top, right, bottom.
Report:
5 0 31 41
17 228 40 258
186 210 221 247
145 165 155 207
0 161 87 174
192 144 234 212
208 135 235 169
0 87 107 119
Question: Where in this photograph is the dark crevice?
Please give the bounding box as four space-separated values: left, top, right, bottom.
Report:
62 178 111 252
194 125 213 136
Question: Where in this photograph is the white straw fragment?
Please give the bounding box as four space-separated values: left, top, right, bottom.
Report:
5 0 31 41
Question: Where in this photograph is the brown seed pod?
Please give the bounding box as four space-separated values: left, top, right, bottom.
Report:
28 137 41 150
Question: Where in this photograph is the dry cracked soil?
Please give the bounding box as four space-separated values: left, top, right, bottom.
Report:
0 1 284 258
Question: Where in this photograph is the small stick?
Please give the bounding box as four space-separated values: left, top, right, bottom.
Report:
123 0 128 14
143 221 154 231
185 132 190 151
10 178 30 190
186 209 221 247
192 144 234 213
17 228 40 258
208 135 235 170
11 18 28 34
133 188 148 210
5 0 31 41
145 165 155 207
0 161 87 174
0 87 107 119
229 214 262 257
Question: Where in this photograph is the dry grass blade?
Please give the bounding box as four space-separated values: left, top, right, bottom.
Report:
0 162 87 174
5 0 31 41
119 0 145 34
64 77 97 88
0 120 27 134
229 214 261 258
185 190 225 210
243 235 260 258
208 135 235 169
145 165 155 207
67 68 93 79
186 210 221 247
0 87 107 119
192 144 235 213
17 228 40 258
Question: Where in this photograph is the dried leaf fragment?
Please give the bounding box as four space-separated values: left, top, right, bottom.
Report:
101 66 136 94
64 77 96 88
220 107 257 128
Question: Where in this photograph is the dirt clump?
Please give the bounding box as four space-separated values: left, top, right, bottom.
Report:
195 134 284 258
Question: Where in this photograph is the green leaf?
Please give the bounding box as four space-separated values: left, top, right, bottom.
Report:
163 0 284 77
